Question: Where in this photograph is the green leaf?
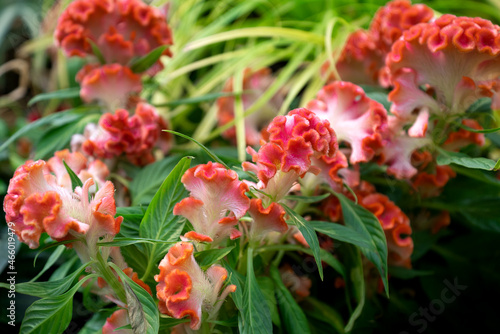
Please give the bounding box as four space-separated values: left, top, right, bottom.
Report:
436 148 499 171
87 38 106 64
0 108 95 153
165 130 230 169
130 45 168 73
97 237 176 247
224 263 245 310
331 192 389 295
282 204 324 280
270 266 311 334
341 245 365 333
366 91 391 110
110 263 160 334
30 245 65 282
129 155 183 205
256 276 281 327
388 266 433 279
159 316 189 330
284 193 330 203
19 274 97 334
238 248 272 334
0 262 91 298
139 157 192 281
194 246 235 269
460 124 500 133
27 87 80 106
154 91 240 107
309 221 372 249
63 160 83 191
303 297 345 334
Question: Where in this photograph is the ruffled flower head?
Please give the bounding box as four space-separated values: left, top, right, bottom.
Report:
307 82 388 164
443 119 485 151
76 64 142 111
243 108 338 202
73 103 171 166
217 68 285 145
55 0 173 72
102 309 132 334
155 242 236 330
173 162 250 244
246 198 287 242
4 160 122 249
386 15 500 127
410 150 456 198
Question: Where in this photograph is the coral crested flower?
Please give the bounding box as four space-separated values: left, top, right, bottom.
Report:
155 242 236 330
102 309 132 334
55 0 173 72
323 0 433 85
246 198 287 242
410 150 456 198
443 119 485 151
76 64 142 111
217 68 285 146
173 162 250 244
3 160 122 249
243 108 338 202
386 15 500 125
74 103 170 166
307 82 388 164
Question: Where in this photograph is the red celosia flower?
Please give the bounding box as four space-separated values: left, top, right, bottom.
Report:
217 68 285 146
443 119 485 151
246 198 287 242
55 0 173 73
323 0 433 85
173 162 250 245
3 160 122 249
386 15 500 129
307 82 388 164
75 103 170 166
102 309 132 334
77 64 142 111
155 242 236 330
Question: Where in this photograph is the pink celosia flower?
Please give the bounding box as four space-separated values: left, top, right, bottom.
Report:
443 119 485 151
386 15 500 126
55 0 173 73
243 108 338 202
102 309 132 334
173 162 250 245
76 64 142 111
74 103 170 166
217 68 285 146
246 198 287 242
155 242 236 330
46 149 109 191
322 0 433 85
3 160 122 249
306 82 388 164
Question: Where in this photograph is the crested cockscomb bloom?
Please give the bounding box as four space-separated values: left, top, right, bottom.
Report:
155 242 236 330
76 64 142 111
306 82 388 164
443 119 485 151
300 150 350 195
246 198 287 242
55 0 173 73
173 162 250 245
102 309 132 334
322 0 433 85
386 15 500 129
217 68 285 146
46 149 109 191
243 108 338 202
410 150 456 198
3 160 122 250
73 103 171 166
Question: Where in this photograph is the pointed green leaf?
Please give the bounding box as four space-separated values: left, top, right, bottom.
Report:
130 45 168 73
284 193 330 203
282 204 324 280
63 160 83 191
27 87 80 106
436 148 499 171
270 266 311 334
194 246 235 269
342 245 365 333
309 221 372 249
30 245 66 282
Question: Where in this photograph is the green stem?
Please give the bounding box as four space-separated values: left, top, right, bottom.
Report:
94 250 127 303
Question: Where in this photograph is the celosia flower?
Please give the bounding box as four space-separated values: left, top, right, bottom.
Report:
246 198 287 242
306 82 388 164
410 150 456 198
386 15 500 126
3 160 122 249
102 309 132 334
76 64 142 111
55 0 173 73
243 108 337 202
73 103 170 166
443 119 485 151
46 149 109 191
155 242 236 330
279 264 312 298
217 68 285 146
322 0 433 85
173 162 250 245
